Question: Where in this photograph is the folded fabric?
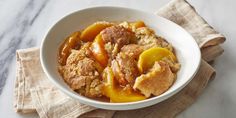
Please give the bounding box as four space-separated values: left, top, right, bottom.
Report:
156 0 225 48
15 47 115 118
14 0 225 117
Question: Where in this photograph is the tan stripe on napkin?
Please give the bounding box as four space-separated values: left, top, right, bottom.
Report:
14 48 38 113
201 45 224 62
30 87 96 118
80 109 115 118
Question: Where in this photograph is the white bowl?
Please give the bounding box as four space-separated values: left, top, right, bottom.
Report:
40 6 201 110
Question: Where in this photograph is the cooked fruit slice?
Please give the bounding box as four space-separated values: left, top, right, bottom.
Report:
130 21 146 29
80 21 113 41
134 61 175 97
111 60 127 86
110 87 146 103
138 47 176 73
90 34 108 67
58 31 81 65
102 67 146 102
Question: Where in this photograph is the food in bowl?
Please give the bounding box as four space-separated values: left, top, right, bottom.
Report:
58 21 180 103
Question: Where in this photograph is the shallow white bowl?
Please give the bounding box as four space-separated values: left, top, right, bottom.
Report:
40 6 201 110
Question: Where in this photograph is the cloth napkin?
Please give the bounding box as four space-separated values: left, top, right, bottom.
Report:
14 0 225 117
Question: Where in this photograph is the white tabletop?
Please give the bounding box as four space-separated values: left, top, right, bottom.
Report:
0 0 235 117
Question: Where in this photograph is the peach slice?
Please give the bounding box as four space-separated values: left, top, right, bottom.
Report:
138 47 176 73
90 34 109 67
58 31 81 65
80 22 113 41
102 67 146 103
130 20 146 29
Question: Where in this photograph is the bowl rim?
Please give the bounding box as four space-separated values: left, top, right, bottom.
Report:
40 6 201 110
